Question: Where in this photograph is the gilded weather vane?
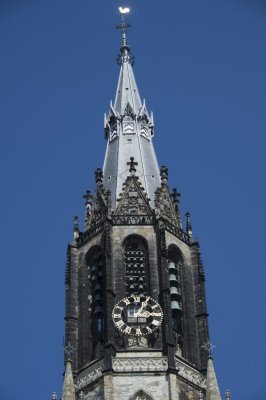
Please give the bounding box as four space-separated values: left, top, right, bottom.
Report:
116 6 134 65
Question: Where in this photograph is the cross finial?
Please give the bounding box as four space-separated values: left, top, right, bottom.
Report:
73 215 79 240
225 390 231 400
83 190 93 203
201 340 216 357
127 157 138 175
64 341 77 361
116 7 134 65
116 7 131 46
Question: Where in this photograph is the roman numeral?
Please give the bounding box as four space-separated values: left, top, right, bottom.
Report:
116 320 124 329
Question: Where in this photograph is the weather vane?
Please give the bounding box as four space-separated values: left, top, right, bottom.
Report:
116 6 134 66
116 7 131 34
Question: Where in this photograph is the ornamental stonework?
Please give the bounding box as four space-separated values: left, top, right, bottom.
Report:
75 366 103 390
112 357 168 372
115 176 153 216
175 358 206 389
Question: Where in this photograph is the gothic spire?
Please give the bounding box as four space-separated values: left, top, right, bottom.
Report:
206 357 222 400
103 8 161 207
114 9 141 115
61 361 76 400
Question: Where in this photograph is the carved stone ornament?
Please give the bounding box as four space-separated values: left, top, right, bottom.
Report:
75 367 103 390
90 188 108 226
112 357 168 372
175 359 207 389
139 115 151 140
155 185 180 227
115 176 153 216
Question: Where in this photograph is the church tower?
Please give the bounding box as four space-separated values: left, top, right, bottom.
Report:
59 9 222 400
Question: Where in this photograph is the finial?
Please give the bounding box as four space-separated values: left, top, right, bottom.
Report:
201 340 216 357
127 157 138 175
95 168 103 187
197 250 205 280
51 393 57 400
172 188 180 205
83 190 93 230
116 7 134 65
225 390 231 400
199 392 204 399
73 216 79 240
78 392 85 399
64 341 76 362
185 211 193 240
160 165 168 184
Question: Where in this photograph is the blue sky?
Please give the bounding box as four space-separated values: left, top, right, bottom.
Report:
0 1 266 399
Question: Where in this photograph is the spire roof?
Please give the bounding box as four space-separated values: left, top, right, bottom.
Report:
206 357 222 400
114 40 142 115
103 11 161 207
61 361 76 400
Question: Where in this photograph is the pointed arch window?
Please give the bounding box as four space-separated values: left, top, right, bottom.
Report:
130 390 153 400
86 246 105 359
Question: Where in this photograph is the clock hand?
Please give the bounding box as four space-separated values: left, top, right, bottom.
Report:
133 297 150 317
136 311 162 318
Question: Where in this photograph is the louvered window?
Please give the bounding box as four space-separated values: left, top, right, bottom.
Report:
124 236 148 297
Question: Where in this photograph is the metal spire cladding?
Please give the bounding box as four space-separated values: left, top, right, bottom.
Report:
103 10 161 207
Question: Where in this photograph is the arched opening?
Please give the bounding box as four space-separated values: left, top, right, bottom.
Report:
123 235 149 297
168 244 184 356
123 235 151 348
86 245 105 360
130 390 153 400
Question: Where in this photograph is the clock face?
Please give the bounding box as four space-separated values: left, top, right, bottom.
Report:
112 295 163 336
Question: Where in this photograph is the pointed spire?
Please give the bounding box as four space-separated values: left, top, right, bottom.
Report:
95 168 104 187
83 190 93 230
185 211 193 240
114 8 142 114
103 9 161 206
61 361 76 400
160 165 168 185
73 216 79 240
225 390 231 400
206 357 222 400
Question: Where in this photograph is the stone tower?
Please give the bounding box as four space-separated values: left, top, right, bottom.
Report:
59 11 222 400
